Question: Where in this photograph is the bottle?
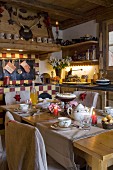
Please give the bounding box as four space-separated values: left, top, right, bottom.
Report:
30 80 37 105
91 45 96 60
93 68 98 83
86 49 90 60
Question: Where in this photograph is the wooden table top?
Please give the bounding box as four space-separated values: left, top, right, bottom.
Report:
22 113 56 126
1 104 113 169
73 130 113 161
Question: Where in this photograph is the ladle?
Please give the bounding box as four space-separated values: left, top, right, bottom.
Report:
17 59 22 74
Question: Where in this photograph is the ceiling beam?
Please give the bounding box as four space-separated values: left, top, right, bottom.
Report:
1 0 83 19
86 0 113 7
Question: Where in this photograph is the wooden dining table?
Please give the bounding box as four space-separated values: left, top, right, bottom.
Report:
1 104 113 170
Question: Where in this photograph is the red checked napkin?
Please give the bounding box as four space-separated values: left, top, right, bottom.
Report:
4 61 16 74
20 61 30 73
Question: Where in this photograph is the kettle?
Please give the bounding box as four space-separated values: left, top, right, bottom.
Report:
67 103 94 121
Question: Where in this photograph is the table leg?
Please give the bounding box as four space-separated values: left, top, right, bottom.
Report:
92 157 107 170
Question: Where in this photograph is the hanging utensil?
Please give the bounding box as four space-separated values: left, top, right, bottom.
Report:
17 59 22 74
2 59 5 75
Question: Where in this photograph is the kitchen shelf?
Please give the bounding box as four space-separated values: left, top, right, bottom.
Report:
70 59 99 66
61 40 98 50
61 40 98 59
0 39 61 55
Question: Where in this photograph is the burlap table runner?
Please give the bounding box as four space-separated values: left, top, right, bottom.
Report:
36 120 110 170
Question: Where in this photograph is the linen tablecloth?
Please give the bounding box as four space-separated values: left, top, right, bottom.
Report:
36 120 109 170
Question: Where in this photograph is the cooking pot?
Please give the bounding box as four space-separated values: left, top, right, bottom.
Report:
3 76 10 86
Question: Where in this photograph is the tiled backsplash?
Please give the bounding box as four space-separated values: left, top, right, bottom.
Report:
0 53 39 84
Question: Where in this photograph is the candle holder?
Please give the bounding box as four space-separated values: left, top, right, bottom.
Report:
56 30 59 44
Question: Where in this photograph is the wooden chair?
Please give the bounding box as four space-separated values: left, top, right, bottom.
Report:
73 91 99 108
5 91 30 105
5 111 66 170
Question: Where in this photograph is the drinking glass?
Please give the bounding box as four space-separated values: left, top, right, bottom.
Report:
79 115 92 130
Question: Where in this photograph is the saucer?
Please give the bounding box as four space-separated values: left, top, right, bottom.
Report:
51 122 72 131
14 108 28 113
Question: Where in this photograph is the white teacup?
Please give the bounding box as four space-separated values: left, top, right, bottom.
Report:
37 37 42 42
0 33 5 39
5 33 12 39
19 104 29 112
105 106 113 116
42 37 47 43
58 117 71 128
48 38 53 43
14 34 19 40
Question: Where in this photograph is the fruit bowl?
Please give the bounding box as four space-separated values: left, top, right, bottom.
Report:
102 121 113 129
101 115 113 129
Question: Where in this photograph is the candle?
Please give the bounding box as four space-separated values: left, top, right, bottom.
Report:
91 111 97 125
56 21 59 32
54 105 58 116
29 98 32 108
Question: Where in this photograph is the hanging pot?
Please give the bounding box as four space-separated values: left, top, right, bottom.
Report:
19 25 33 41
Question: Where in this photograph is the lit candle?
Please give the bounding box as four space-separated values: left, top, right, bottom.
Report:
54 105 58 116
56 21 59 32
91 111 97 125
29 98 32 104
29 98 32 108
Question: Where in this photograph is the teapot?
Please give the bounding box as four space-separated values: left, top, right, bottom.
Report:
67 103 94 121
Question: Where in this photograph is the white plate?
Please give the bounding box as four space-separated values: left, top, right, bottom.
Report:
56 93 76 99
51 123 72 131
96 82 110 86
96 79 110 83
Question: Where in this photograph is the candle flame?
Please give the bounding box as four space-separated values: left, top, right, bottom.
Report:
92 111 95 115
56 21 59 25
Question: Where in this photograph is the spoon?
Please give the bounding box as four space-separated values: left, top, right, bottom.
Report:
17 59 22 74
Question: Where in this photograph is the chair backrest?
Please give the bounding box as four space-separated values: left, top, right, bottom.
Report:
73 91 99 108
5 91 30 105
5 111 47 170
38 92 52 99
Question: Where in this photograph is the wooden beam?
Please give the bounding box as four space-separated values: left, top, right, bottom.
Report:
86 0 113 7
1 0 83 19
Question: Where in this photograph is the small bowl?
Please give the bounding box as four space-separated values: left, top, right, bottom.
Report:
19 104 29 112
102 121 113 129
58 117 72 128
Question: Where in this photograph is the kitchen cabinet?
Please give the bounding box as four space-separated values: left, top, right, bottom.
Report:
61 41 98 66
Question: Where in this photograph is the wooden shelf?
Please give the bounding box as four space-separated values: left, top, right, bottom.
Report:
70 60 99 66
61 40 98 58
0 39 61 55
61 41 98 50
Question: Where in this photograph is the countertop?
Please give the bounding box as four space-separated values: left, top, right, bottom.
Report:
59 83 113 92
